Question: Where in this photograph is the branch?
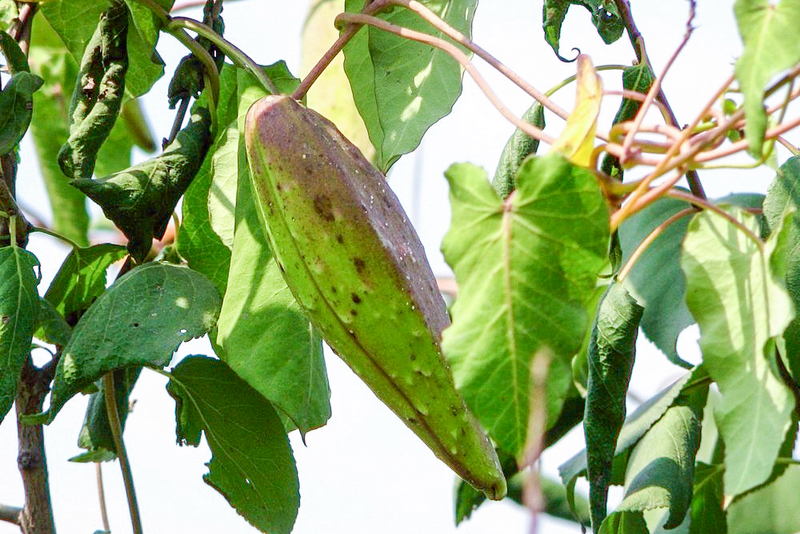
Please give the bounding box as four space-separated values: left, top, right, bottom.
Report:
0 504 22 526
15 357 57 534
615 0 705 199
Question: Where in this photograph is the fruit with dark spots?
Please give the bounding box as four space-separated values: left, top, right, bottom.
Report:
245 94 505 500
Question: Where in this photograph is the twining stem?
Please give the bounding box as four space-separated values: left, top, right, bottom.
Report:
667 189 763 248
103 372 143 534
131 0 221 106
298 0 571 122
379 0 571 121
616 207 696 282
614 0 705 199
169 16 278 95
335 13 555 145
96 464 110 533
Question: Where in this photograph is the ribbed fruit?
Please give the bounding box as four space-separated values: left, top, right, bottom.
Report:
244 94 505 499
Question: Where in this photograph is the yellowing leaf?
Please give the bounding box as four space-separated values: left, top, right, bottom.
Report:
551 55 602 167
302 0 374 161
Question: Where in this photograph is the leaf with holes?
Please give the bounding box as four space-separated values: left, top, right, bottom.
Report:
26 262 220 425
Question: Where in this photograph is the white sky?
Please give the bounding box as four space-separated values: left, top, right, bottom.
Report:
0 1 788 533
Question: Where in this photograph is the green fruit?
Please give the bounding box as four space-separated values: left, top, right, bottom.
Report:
244 94 506 499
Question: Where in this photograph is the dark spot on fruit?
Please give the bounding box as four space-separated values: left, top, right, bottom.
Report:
409 354 417 361
331 286 337 294
451 405 458 416
132 322 140 328
407 417 417 425
348 330 358 340
353 257 366 273
278 263 286 274
336 234 344 244
351 293 361 304
276 183 283 191
313 194 335 222
350 309 358 316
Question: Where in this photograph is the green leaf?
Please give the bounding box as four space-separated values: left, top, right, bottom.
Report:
40 0 169 100
94 99 155 178
70 367 140 463
0 1 17 34
598 511 648 534
0 71 44 155
178 61 298 292
441 153 609 457
689 463 726 534
343 0 477 172
167 356 299 534
763 155 800 381
601 65 654 180
28 263 221 425
0 247 39 423
543 0 625 62
616 385 707 529
215 152 330 435
43 243 127 323
491 102 545 199
559 369 699 489
0 30 30 73
207 62 301 247
734 0 800 155
727 464 800 534
176 65 240 294
29 16 88 245
585 283 643 531
34 297 72 346
619 192 764 366
73 108 212 261
681 206 795 496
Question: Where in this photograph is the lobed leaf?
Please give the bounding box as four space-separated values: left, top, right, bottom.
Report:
442 153 609 458
28 263 221 425
733 0 800 155
167 356 299 534
343 0 477 172
619 192 764 366
681 206 795 496
0 247 39 424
